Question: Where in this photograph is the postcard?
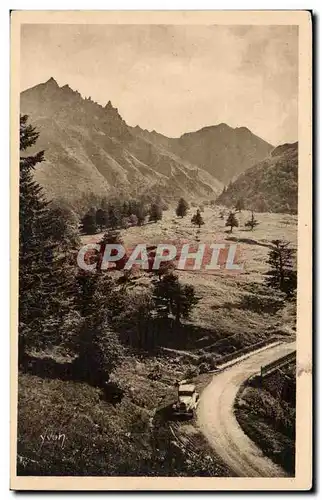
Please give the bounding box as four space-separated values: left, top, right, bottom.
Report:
10 10 312 491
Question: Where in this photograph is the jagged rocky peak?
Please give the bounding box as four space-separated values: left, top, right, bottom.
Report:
104 100 124 123
105 100 118 111
21 76 61 101
60 84 82 102
45 77 59 88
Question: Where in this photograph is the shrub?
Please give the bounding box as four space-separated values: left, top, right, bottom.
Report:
198 353 217 370
184 366 199 379
129 214 138 226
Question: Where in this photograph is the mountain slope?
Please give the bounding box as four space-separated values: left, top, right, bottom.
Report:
216 142 298 214
20 78 223 205
135 124 273 184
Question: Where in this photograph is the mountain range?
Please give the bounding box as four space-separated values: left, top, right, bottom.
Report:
20 78 274 207
136 123 273 184
216 142 298 214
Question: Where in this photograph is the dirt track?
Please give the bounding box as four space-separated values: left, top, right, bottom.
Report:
197 341 296 477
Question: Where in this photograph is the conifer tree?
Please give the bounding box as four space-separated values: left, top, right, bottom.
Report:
191 209 205 228
96 208 107 231
96 230 125 271
225 211 239 233
80 211 97 234
107 204 120 229
122 200 130 217
153 273 199 325
49 206 80 250
136 202 147 226
73 271 122 385
245 211 259 231
176 198 189 218
149 202 163 222
265 240 297 298
19 115 78 362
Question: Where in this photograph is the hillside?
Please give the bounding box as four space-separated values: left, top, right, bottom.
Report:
216 142 298 214
20 78 223 206
135 124 273 184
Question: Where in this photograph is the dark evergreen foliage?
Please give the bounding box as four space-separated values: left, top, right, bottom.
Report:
225 211 239 232
175 197 189 218
153 273 199 325
96 208 107 231
265 240 297 298
191 209 205 228
245 211 259 231
19 115 78 362
80 211 97 234
107 204 120 229
79 196 152 234
149 202 163 222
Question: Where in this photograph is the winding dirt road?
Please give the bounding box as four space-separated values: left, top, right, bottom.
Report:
197 341 296 477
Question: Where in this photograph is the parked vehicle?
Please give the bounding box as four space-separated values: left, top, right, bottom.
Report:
172 380 199 418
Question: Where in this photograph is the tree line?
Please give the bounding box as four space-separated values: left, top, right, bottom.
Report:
80 197 165 234
80 193 259 236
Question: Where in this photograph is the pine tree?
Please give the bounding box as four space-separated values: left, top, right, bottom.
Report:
19 115 78 362
265 240 297 298
176 198 189 218
154 261 176 281
49 205 80 251
136 202 147 226
149 202 163 222
80 211 97 234
74 272 100 317
99 230 123 246
96 230 126 271
73 272 122 385
96 208 107 231
191 209 205 228
107 204 120 229
245 211 259 231
225 211 239 233
153 273 199 325
122 200 130 217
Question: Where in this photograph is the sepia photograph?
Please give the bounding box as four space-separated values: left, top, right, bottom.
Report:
10 10 312 491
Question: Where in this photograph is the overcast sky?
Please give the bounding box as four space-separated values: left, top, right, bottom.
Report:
20 24 298 146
